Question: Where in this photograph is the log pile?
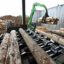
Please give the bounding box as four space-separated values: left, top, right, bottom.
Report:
38 17 59 24
0 20 7 33
0 28 64 64
35 26 48 32
49 30 64 37
0 15 29 27
0 15 30 33
0 30 22 64
45 17 58 24
0 15 17 27
49 28 64 37
35 28 64 45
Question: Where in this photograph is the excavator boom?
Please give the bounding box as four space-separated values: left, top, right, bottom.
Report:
27 2 48 25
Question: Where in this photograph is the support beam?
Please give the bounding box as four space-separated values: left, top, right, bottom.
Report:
19 28 56 64
22 0 26 25
36 29 64 45
22 0 27 29
0 34 10 64
5 30 22 64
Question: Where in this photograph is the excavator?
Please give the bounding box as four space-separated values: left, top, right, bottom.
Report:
7 2 49 32
27 2 49 30
27 2 58 30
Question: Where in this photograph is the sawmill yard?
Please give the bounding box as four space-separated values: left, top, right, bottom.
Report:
0 0 64 64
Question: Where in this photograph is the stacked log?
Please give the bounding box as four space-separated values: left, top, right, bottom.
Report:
49 30 64 37
38 17 42 23
48 28 64 37
0 34 10 64
38 17 58 24
5 30 22 64
35 26 48 32
0 20 7 33
60 28 64 31
45 17 58 24
35 29 64 45
19 28 56 64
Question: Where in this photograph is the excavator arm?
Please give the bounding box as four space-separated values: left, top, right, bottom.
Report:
27 2 48 26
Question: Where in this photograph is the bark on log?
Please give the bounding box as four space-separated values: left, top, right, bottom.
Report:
60 28 64 31
19 28 56 64
36 29 64 45
50 30 64 37
35 26 48 32
0 34 10 64
5 30 22 64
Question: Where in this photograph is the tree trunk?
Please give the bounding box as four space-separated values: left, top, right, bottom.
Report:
0 34 10 64
50 30 64 37
36 29 64 45
5 30 22 64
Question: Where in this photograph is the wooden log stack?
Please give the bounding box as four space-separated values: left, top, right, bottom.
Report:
49 30 64 37
1 28 64 64
35 29 64 45
0 30 22 64
35 26 48 32
45 17 58 24
37 17 59 24
0 22 6 33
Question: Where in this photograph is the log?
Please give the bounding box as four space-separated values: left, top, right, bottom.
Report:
35 26 48 32
38 17 42 23
46 17 58 24
60 28 64 31
5 30 22 64
50 30 64 37
37 17 58 24
0 34 10 64
0 29 6 34
35 29 64 45
19 28 56 64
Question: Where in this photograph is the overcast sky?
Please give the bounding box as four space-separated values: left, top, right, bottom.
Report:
0 0 64 16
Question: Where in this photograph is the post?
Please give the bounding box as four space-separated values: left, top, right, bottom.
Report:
22 0 27 29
